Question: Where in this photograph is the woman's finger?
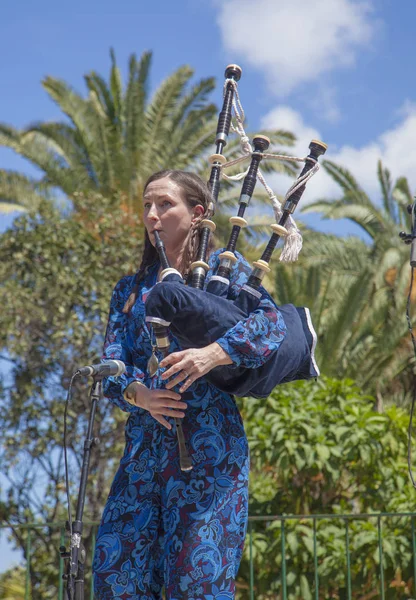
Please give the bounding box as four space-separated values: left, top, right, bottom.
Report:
156 390 182 401
164 408 186 418
161 400 188 410
161 362 187 382
152 405 185 418
164 369 189 389
179 363 210 391
152 414 172 430
150 399 187 413
179 374 197 393
159 351 184 369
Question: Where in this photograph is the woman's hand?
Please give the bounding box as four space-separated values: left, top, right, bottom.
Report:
129 384 187 430
160 342 233 392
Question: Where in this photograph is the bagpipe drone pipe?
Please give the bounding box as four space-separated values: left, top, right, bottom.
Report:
145 65 327 400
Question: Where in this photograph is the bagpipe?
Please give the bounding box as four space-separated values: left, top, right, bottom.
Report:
145 65 327 470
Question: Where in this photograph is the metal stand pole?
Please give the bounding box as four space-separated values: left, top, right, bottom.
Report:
60 377 102 600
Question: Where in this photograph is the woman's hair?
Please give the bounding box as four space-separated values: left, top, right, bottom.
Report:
123 170 214 313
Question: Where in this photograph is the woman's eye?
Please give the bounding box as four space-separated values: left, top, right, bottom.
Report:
162 201 172 208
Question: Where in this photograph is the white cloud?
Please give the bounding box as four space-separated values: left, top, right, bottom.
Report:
259 102 416 206
332 104 416 200
260 105 337 202
262 106 320 149
216 0 378 96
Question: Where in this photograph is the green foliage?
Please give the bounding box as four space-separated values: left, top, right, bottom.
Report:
235 377 415 599
242 377 410 515
296 160 415 404
0 565 27 599
0 197 142 598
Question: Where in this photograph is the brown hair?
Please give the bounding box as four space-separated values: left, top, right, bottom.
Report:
123 170 214 313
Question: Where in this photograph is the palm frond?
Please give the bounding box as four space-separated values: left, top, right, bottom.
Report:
377 160 396 222
168 77 216 131
166 118 216 171
304 233 370 275
143 66 194 171
323 160 363 195
267 129 296 147
303 196 385 239
0 201 27 213
158 112 216 169
393 176 413 228
372 246 402 288
88 91 115 190
258 157 297 178
42 77 96 147
41 76 102 183
23 122 93 186
0 125 82 196
124 51 152 177
0 169 51 211
320 270 371 372
84 72 115 123
395 260 413 305
109 48 123 126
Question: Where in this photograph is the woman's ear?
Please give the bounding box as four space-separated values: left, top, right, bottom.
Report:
192 204 205 221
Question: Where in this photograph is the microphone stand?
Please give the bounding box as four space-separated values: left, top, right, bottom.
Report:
60 377 102 600
399 202 416 265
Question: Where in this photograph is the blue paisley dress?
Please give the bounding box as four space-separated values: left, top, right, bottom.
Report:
93 249 287 600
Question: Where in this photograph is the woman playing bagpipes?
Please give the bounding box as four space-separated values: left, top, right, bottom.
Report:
93 63 326 599
92 169 288 600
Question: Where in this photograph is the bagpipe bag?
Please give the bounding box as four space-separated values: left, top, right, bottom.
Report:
145 266 318 399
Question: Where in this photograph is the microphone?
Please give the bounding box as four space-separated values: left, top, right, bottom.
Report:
75 360 126 378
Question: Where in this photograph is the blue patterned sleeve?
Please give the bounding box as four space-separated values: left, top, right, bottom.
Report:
102 276 144 413
210 250 287 368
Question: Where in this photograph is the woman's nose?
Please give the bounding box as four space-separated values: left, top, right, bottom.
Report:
147 205 159 221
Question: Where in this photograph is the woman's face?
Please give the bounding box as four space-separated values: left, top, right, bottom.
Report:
143 176 204 253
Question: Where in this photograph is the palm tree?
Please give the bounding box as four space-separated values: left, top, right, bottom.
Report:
274 160 415 404
0 49 296 220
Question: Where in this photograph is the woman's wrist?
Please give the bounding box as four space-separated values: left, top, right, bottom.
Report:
209 342 233 367
124 381 148 407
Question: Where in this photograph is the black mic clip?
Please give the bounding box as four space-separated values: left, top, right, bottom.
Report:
399 231 413 244
399 204 416 244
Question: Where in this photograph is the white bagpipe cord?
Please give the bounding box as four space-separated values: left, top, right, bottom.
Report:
220 78 322 262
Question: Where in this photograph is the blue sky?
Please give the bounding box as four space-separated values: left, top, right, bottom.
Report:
1 0 416 572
